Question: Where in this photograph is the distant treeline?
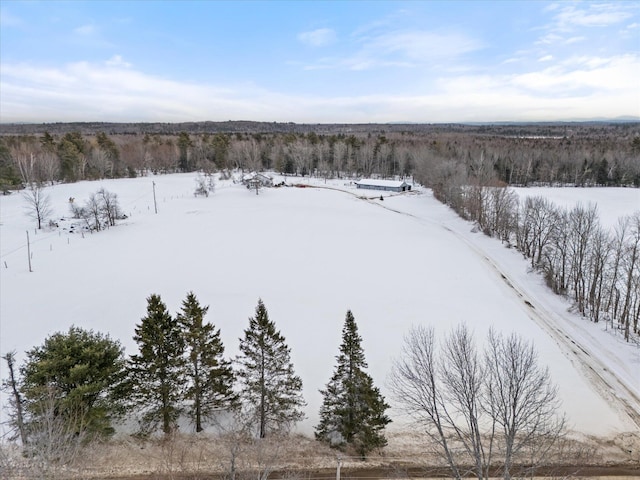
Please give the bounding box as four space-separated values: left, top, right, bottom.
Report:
1 122 639 191
2 120 638 136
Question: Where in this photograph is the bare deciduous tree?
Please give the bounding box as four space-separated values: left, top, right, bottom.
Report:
40 151 59 186
16 152 37 185
389 324 565 480
85 192 103 231
388 326 462 479
484 329 565 480
1 351 27 446
586 226 611 323
568 204 599 314
215 408 284 480
22 184 52 230
68 188 123 231
97 187 122 227
619 212 640 340
21 385 89 479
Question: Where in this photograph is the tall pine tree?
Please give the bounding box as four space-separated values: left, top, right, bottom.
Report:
177 292 236 432
236 299 305 438
128 294 185 435
315 310 390 459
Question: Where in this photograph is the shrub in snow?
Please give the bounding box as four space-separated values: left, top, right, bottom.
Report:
68 188 124 232
194 173 215 197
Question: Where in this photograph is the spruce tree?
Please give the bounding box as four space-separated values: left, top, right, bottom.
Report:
177 292 236 432
315 310 391 459
237 299 305 438
128 294 185 435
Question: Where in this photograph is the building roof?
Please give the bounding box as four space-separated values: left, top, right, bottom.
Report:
355 179 408 187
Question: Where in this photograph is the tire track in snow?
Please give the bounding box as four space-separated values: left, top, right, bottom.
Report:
465 241 640 431
350 191 640 431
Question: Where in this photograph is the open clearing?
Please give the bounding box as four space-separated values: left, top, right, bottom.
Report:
1 174 639 470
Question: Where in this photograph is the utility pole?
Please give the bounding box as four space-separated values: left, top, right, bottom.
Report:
336 456 342 480
26 230 32 272
152 181 158 214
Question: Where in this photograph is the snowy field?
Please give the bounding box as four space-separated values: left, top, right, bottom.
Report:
512 186 640 229
1 174 639 439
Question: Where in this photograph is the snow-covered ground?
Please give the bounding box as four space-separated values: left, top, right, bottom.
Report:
512 186 640 229
1 174 638 438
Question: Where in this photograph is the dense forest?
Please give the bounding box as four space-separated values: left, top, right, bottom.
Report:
1 122 639 191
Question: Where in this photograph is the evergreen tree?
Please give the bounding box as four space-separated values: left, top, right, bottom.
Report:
128 294 185 435
177 292 236 432
0 142 21 191
40 131 57 153
20 326 125 439
177 132 193 172
57 132 86 182
316 310 391 459
237 299 305 438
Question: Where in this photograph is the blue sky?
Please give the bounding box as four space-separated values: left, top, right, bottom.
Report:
1 1 639 123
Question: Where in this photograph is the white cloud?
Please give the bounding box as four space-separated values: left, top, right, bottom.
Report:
367 30 483 61
298 28 336 47
533 32 584 46
502 57 522 65
543 3 561 13
0 8 23 27
1 54 638 123
535 33 563 45
539 55 554 62
565 36 586 44
301 29 483 71
552 3 634 29
512 54 639 93
105 55 131 68
74 24 96 35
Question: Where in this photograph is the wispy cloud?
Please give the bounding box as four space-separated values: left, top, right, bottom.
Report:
529 2 638 77
536 33 587 46
298 28 336 47
510 54 638 93
74 23 97 36
2 53 637 123
535 33 562 45
0 60 236 122
105 55 131 68
365 30 482 61
620 21 640 38
565 36 586 44
302 28 483 71
552 3 634 29
0 8 23 27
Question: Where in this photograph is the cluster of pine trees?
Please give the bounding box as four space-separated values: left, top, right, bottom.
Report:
3 295 390 460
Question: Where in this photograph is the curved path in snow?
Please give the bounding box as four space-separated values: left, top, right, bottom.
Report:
447 226 640 431
317 184 640 431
